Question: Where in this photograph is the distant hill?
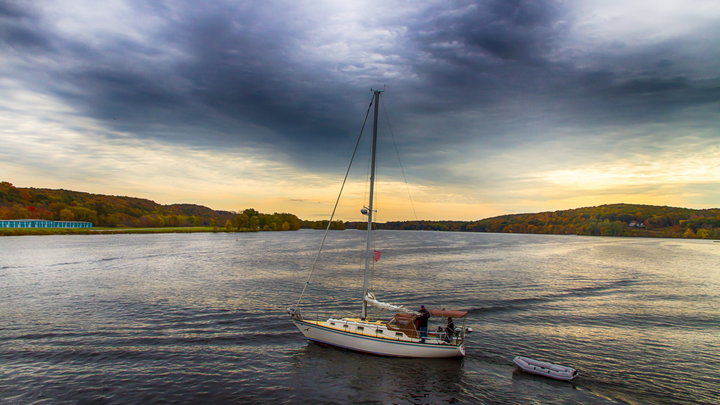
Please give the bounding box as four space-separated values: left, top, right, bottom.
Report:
3 181 717 238
0 181 300 231
350 203 720 239
468 203 720 238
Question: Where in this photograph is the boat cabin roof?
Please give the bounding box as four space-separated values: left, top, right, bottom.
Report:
430 309 468 318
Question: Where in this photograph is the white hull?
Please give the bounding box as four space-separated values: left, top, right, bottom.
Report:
293 318 465 358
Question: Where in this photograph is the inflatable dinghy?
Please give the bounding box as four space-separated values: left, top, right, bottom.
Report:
513 356 578 381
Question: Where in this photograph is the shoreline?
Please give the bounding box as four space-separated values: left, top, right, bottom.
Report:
1 227 717 240
0 227 289 236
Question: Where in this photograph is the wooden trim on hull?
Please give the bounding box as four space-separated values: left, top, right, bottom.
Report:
293 319 466 358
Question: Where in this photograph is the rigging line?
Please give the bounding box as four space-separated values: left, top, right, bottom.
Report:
381 97 419 221
294 94 375 309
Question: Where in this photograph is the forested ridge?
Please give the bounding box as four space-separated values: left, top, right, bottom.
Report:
3 182 719 238
348 203 720 239
0 182 300 231
468 203 720 238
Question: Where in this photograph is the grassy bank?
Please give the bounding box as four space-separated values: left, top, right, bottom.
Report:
0 227 266 236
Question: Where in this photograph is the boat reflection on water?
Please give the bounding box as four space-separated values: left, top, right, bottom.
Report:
288 342 466 403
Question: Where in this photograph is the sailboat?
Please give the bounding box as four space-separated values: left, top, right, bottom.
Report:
288 90 470 358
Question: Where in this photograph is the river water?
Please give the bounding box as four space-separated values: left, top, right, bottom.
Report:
0 230 718 404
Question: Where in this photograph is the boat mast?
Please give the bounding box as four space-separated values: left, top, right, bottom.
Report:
362 89 381 319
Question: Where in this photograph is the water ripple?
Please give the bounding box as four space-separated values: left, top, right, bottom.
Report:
0 231 717 404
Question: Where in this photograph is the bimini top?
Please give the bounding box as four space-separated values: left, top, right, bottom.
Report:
430 309 468 318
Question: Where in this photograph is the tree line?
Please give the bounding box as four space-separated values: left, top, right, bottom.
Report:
467 203 720 239
0 182 300 231
343 220 468 232
300 219 346 230
3 182 718 238
343 204 720 239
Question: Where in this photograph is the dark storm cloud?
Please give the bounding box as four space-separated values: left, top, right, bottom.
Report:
380 0 574 154
2 0 719 174
165 2 362 148
2 0 370 164
400 1 719 139
414 0 564 65
0 1 52 50
400 0 567 103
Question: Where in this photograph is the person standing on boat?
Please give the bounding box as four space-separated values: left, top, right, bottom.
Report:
418 305 430 343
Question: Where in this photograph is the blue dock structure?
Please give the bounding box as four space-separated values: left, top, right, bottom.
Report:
0 219 93 228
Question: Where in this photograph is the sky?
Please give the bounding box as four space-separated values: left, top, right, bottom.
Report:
1 0 719 221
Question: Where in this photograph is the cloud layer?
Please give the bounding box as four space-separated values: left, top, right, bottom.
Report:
2 0 719 219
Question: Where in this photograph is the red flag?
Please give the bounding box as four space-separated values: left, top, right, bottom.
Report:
373 250 382 262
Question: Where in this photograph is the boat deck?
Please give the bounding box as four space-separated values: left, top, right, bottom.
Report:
302 318 461 346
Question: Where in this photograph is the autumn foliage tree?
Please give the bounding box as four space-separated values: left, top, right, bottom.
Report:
0 182 301 232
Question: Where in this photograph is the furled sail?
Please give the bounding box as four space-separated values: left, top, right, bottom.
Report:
364 292 420 315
